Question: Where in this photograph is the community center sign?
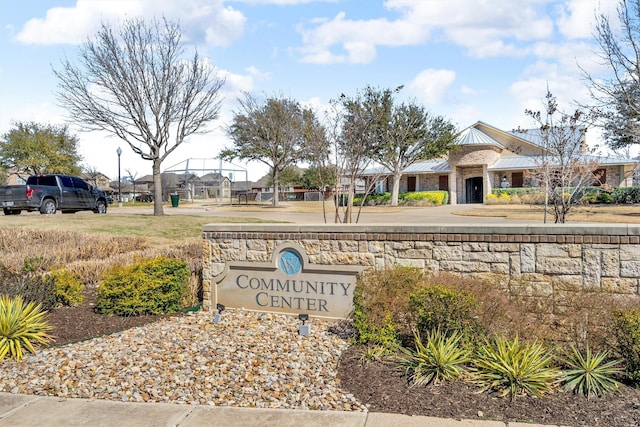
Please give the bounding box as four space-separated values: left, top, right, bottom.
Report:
214 243 363 319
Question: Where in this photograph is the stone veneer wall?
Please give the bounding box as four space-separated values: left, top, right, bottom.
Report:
202 223 640 311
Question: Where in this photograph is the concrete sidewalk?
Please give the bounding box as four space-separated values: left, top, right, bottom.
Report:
0 393 562 427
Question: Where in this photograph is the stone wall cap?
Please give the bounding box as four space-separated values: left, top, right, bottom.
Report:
202 223 640 236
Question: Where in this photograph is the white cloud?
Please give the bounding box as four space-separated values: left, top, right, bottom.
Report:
297 0 558 64
407 69 456 105
556 0 618 39
14 0 246 47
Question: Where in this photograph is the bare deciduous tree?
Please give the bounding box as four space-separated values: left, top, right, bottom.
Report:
520 91 601 223
581 0 640 150
54 17 225 215
330 87 391 223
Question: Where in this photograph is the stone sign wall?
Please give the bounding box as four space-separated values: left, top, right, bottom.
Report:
202 223 640 318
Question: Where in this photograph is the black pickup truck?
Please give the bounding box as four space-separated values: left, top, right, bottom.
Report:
0 174 109 215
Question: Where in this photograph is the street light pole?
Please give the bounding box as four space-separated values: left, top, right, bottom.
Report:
116 147 122 208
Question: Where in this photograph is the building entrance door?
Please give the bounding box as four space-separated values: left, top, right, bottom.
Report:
465 177 483 203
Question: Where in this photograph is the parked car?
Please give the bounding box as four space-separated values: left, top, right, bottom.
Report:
0 174 109 215
134 193 154 203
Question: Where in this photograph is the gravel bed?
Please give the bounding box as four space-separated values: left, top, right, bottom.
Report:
0 309 366 411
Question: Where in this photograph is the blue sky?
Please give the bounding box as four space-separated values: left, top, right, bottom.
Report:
0 0 622 181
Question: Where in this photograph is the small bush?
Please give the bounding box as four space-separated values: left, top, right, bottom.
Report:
49 268 85 307
399 328 470 386
485 193 498 204
0 294 51 360
610 308 640 382
520 192 546 205
497 193 511 204
0 268 56 310
96 256 190 316
473 336 558 401
352 266 425 346
559 345 623 398
409 285 483 345
400 191 448 206
612 186 640 204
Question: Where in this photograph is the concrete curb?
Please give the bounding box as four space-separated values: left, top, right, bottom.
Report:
0 393 566 427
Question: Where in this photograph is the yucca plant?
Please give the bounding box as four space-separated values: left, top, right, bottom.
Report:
399 328 470 386
559 345 623 399
356 344 391 366
0 294 52 361
473 335 558 401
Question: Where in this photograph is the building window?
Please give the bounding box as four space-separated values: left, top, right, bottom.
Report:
592 169 606 186
407 176 417 192
439 175 448 191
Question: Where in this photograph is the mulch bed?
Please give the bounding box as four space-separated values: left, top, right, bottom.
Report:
44 290 640 426
337 345 640 427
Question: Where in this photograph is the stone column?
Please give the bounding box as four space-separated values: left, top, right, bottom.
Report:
449 168 457 204
483 164 492 203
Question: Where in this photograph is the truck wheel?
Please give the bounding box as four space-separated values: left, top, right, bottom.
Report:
94 200 107 214
40 199 57 214
3 208 20 215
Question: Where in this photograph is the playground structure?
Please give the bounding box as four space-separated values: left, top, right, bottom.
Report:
162 158 250 204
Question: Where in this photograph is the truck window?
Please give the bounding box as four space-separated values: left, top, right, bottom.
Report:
60 176 74 188
71 177 89 190
27 176 58 186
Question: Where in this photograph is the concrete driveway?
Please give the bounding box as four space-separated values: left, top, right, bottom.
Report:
116 203 540 225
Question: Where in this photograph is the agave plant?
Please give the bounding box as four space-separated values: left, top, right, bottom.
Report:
399 328 470 387
0 294 52 361
473 335 558 401
560 345 623 399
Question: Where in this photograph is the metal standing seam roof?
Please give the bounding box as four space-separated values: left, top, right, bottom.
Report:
457 127 505 148
489 155 638 170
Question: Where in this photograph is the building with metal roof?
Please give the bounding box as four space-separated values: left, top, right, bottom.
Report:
365 121 638 204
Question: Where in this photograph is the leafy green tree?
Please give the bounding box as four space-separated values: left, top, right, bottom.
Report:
54 17 225 215
276 165 304 189
301 165 336 190
0 121 82 178
223 93 325 207
377 99 458 206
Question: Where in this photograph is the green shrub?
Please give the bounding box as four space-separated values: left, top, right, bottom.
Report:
0 294 51 360
559 345 623 398
409 285 483 344
400 191 448 205
353 193 390 206
0 268 56 310
610 308 640 382
352 266 425 347
49 268 85 307
96 256 190 316
612 186 640 204
399 328 470 386
473 336 558 401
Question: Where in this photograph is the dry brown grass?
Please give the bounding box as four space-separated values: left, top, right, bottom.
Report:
458 204 640 223
0 214 211 303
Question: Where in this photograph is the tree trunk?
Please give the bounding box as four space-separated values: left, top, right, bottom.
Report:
152 160 164 216
272 169 280 207
391 171 402 206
